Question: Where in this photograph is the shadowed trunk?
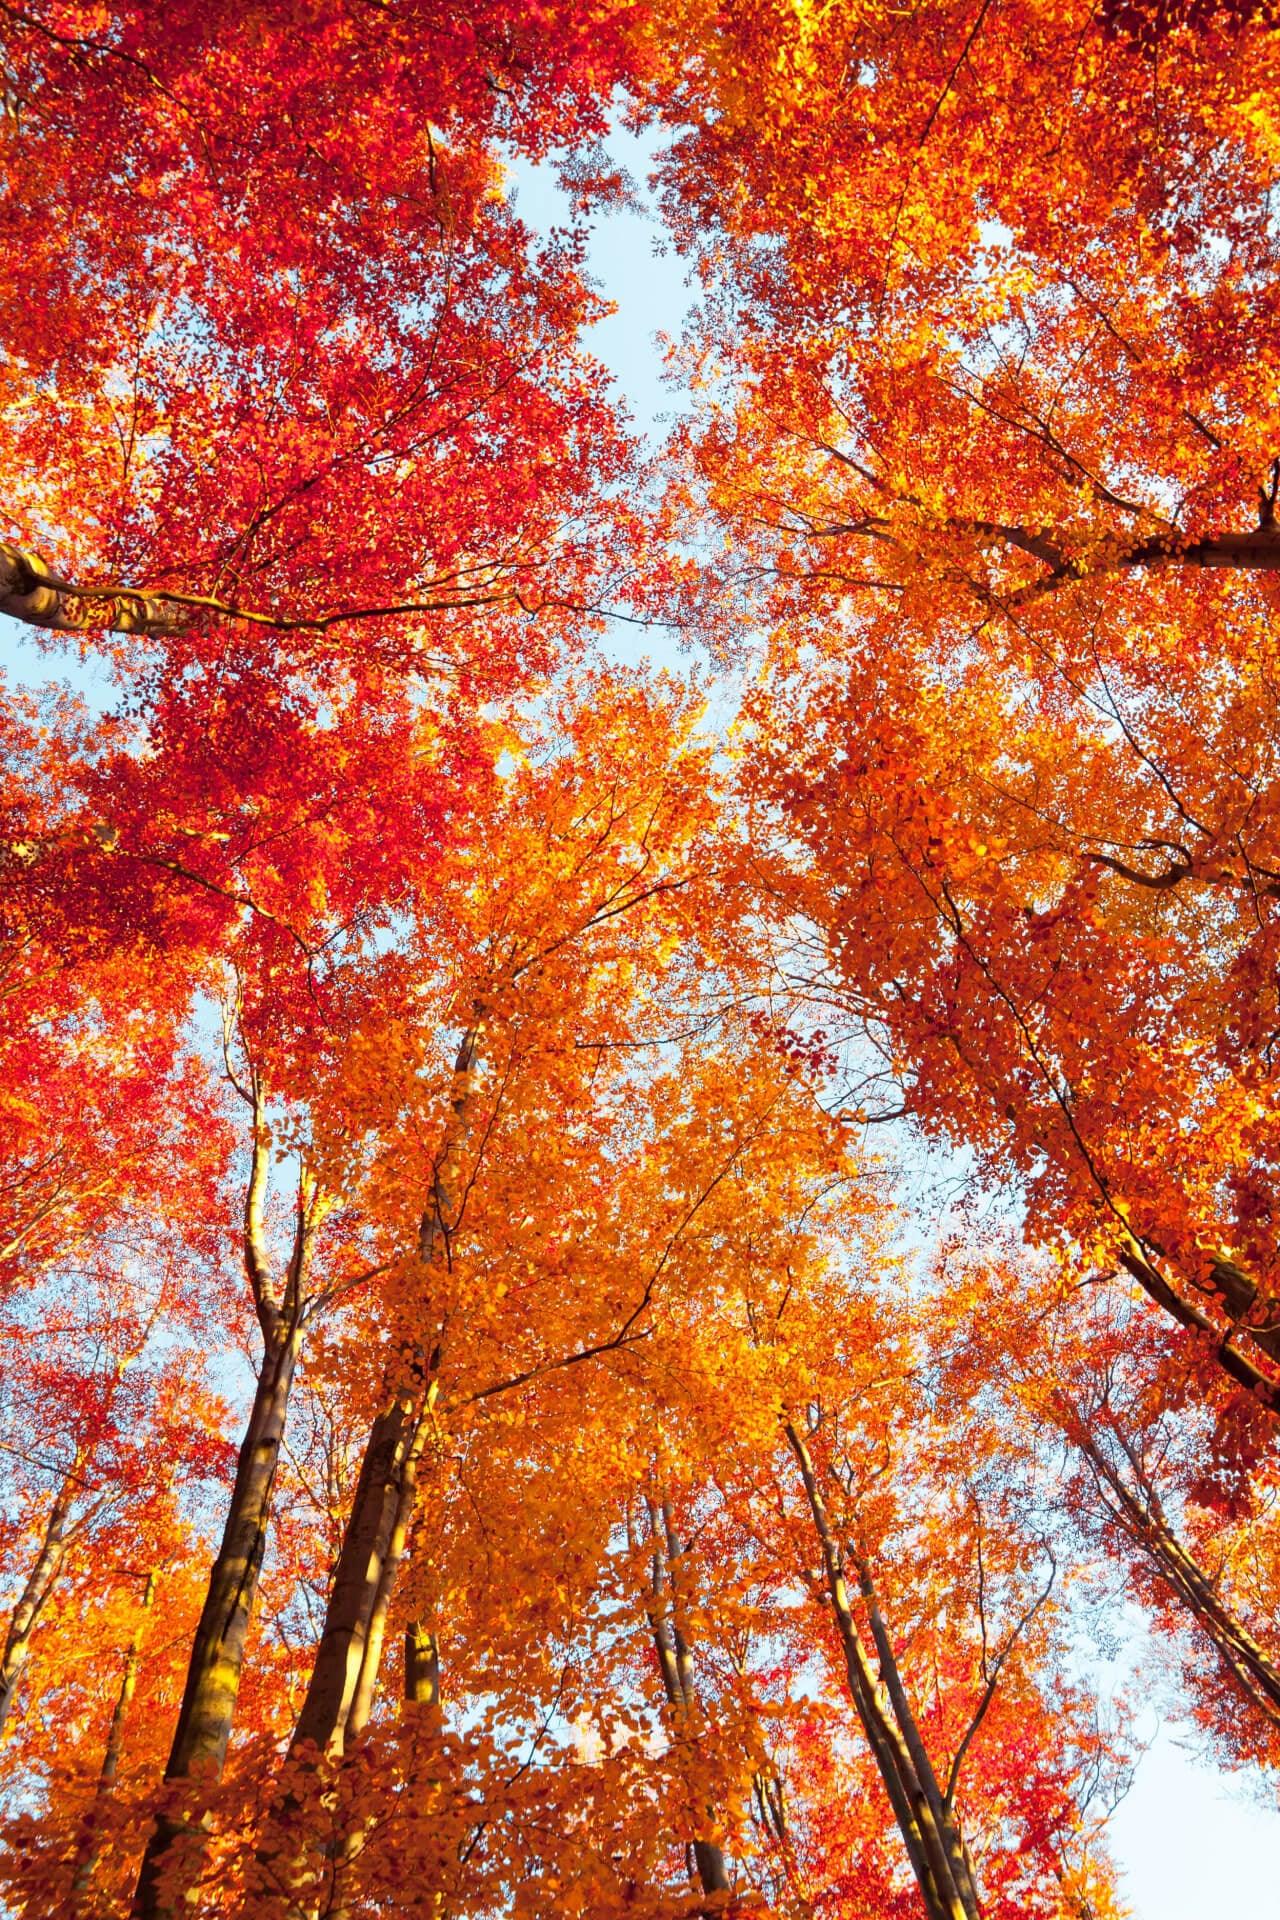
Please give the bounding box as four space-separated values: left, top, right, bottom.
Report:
134 1321 304 1916
345 1389 440 1745
0 1460 85 1740
638 1493 731 1904
288 1023 483 1762
133 1107 323 1919
784 1420 981 1920
73 1569 159 1906
1073 1408 1280 1728
288 1390 430 1760
256 1025 484 1919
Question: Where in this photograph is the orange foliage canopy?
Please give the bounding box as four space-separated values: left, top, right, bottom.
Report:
1 3 1278 1917
661 0 1280 1401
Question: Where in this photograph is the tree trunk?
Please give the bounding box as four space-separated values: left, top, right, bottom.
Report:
1118 1244 1280 1410
72 1569 159 1906
1075 1414 1280 1727
251 1024 483 1918
0 1461 80 1740
289 1022 484 1760
639 1494 731 1903
783 1421 980 1920
404 1622 441 1714
345 1390 439 1745
132 1100 323 1916
852 1552 983 1920
289 1391 428 1759
104 1567 160 1787
133 1319 303 1918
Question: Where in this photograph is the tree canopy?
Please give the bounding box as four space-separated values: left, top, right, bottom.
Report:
2 3 1278 1915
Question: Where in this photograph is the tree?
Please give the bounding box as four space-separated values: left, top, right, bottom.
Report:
0 1097 231 1747
6 3 1280 1913
940 1247 1280 1776
0 0 654 658
656 0 1280 1403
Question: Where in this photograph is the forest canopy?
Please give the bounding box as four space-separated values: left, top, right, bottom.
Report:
1 3 1279 1916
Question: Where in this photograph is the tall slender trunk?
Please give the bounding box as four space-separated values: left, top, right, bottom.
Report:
72 1569 159 1906
249 1395 428 1920
133 1111 321 1919
638 1494 731 1903
288 1391 428 1759
0 1457 83 1739
171 1326 303 1771
1075 1413 1280 1727
134 1320 304 1916
345 1386 440 1745
0 1327 155 1753
851 1550 983 1918
783 1421 981 1920
255 1026 484 1917
326 1618 443 1920
752 1764 809 1911
102 1571 159 1788
288 1023 483 1762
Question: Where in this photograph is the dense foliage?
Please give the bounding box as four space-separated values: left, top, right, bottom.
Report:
2 3 1278 1914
